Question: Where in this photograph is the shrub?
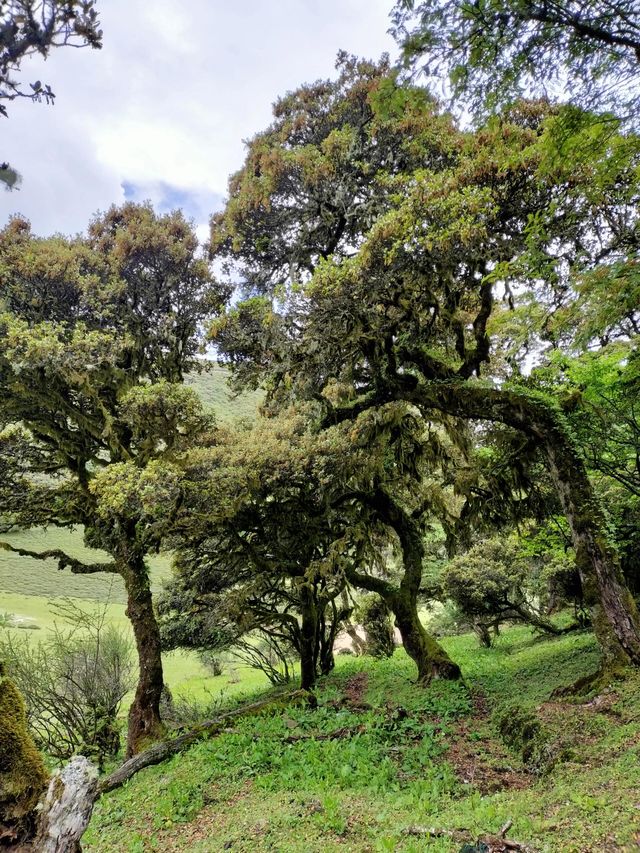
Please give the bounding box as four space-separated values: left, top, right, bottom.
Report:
358 596 395 659
0 601 134 768
442 538 567 645
0 663 49 843
198 651 225 677
231 634 295 685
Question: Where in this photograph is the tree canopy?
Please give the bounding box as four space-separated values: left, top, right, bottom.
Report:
210 58 640 674
391 0 640 126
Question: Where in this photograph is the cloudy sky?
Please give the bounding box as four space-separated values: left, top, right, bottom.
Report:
1 1 396 242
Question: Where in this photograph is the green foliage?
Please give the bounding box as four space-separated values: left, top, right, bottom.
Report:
84 628 640 852
0 202 226 752
210 55 640 667
0 601 135 767
441 537 571 643
358 595 396 658
493 703 558 775
391 0 640 128
160 405 436 687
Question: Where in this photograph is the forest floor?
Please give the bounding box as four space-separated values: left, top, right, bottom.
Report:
84 625 640 852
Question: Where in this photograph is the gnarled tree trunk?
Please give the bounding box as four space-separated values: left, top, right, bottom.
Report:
410 381 640 669
121 557 165 757
0 666 49 847
390 588 461 682
377 487 461 682
348 487 461 683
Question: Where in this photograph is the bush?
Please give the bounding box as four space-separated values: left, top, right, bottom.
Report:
442 538 566 644
231 634 295 685
198 651 225 677
358 596 395 659
0 601 135 768
423 601 472 638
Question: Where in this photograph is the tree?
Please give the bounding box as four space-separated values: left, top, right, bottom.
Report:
210 62 640 676
441 537 569 646
161 404 460 687
391 0 640 127
0 1 102 187
160 413 364 691
529 345 640 591
0 203 222 755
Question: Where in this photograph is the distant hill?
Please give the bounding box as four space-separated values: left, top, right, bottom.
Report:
185 364 263 422
0 365 262 602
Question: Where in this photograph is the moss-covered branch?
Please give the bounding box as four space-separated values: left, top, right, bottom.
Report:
0 542 118 575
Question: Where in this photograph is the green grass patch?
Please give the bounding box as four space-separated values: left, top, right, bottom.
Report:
185 365 262 423
85 626 640 853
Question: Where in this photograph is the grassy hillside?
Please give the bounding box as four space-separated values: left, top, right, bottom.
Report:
185 364 263 422
84 626 640 853
0 527 169 603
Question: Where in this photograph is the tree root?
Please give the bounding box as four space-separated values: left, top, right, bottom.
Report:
551 665 628 698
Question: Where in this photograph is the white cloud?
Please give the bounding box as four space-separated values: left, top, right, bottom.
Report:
0 0 396 238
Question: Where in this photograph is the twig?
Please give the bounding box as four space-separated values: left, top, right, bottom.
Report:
500 819 514 838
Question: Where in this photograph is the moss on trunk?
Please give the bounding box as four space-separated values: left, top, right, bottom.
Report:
410 381 640 668
0 665 49 844
122 560 165 758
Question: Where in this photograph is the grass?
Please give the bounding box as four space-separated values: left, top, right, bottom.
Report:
0 527 171 603
0 591 270 705
84 625 640 853
185 365 263 423
4 367 637 850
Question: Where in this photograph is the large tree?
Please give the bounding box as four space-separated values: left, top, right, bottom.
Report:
0 203 222 754
210 63 640 675
161 405 460 687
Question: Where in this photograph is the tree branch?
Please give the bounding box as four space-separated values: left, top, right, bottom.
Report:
0 542 118 575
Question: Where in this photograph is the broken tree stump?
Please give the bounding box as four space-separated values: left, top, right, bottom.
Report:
34 757 99 853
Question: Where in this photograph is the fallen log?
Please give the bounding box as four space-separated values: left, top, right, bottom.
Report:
99 689 314 796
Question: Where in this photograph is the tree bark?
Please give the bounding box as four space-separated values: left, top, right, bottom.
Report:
544 437 640 668
121 558 165 758
390 588 461 682
347 487 461 682
408 381 640 668
376 487 461 682
34 757 98 853
298 585 319 691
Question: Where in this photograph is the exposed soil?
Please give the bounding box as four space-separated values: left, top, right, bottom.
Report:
342 671 369 710
447 727 532 794
446 691 532 794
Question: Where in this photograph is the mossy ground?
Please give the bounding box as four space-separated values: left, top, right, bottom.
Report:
84 627 640 852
